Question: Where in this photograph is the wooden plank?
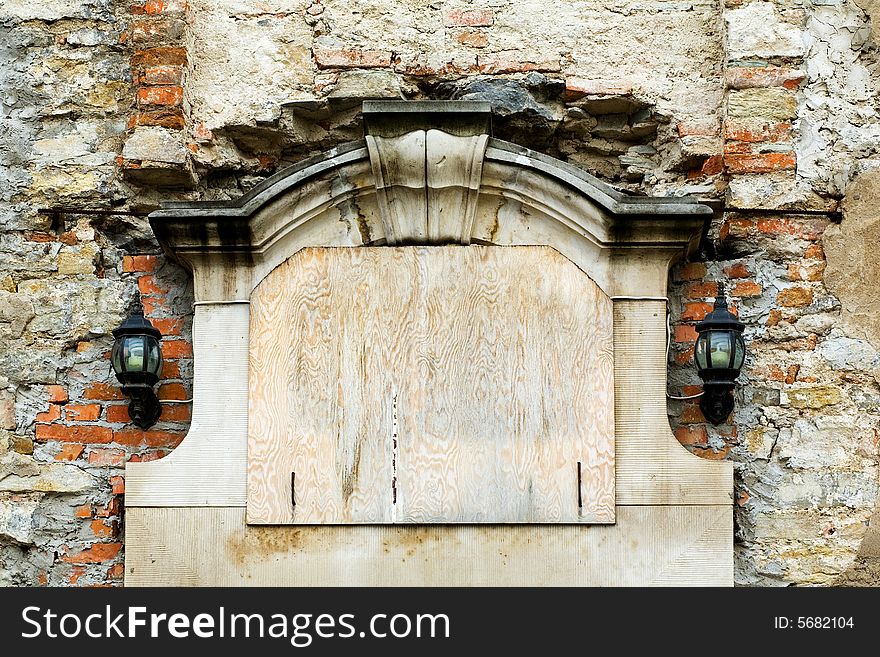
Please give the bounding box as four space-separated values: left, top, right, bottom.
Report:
125 505 733 586
247 246 615 524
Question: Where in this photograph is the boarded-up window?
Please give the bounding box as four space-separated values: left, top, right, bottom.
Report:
247 246 614 524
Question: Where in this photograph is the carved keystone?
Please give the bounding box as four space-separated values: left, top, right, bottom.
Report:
364 101 491 245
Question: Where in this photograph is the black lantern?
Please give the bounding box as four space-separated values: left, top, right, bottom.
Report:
694 286 746 425
111 302 163 429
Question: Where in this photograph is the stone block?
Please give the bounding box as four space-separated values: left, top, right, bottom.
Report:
726 3 805 59
0 452 96 493
782 386 843 409
727 88 798 121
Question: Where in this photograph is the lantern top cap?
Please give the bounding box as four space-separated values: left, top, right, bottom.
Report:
112 299 162 340
696 284 745 334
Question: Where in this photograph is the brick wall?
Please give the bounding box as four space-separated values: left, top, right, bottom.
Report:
3 0 880 587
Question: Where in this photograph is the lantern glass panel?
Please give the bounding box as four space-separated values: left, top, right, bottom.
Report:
695 332 709 369
709 331 732 369
111 340 124 374
147 338 163 377
733 335 746 370
124 336 146 372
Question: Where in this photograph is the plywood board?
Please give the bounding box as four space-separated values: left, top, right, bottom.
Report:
247 246 615 524
125 505 733 586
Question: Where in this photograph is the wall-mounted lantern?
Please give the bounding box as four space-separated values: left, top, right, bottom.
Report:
111 301 163 429
694 287 746 425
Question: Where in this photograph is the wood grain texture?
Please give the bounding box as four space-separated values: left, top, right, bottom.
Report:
125 505 733 586
247 246 615 524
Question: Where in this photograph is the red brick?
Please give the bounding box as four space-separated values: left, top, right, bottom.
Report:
127 108 185 130
162 340 193 358
47 385 68 403
106 563 125 579
785 364 800 385
137 274 169 296
700 155 723 177
137 85 183 106
723 262 752 278
59 230 78 245
36 404 62 423
105 405 132 424
313 47 391 69
131 47 187 67
674 345 695 365
88 448 127 467
122 255 158 273
681 302 713 321
674 324 698 343
685 281 719 299
24 231 55 242
724 141 754 155
725 153 796 174
691 445 731 460
84 383 125 401
148 317 182 336
74 504 93 519
111 476 125 495
732 280 762 297
56 444 85 461
68 565 87 585
130 17 184 43
90 519 119 539
720 218 753 240
444 8 494 27
680 405 707 424
158 382 188 400
62 542 122 564
128 450 170 462
96 498 121 518
777 287 813 307
723 120 791 143
141 296 164 315
113 429 184 448
37 425 113 444
787 261 825 282
144 0 187 15
757 217 827 241
65 404 101 422
478 52 560 74
161 361 181 378
804 243 824 260
674 262 707 282
674 426 708 446
160 403 191 422
454 30 488 48
725 66 805 90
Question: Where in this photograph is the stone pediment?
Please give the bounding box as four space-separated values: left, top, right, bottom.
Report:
150 101 710 301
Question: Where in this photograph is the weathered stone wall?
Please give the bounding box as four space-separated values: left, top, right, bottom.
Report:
2 0 879 586
0 1 194 586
